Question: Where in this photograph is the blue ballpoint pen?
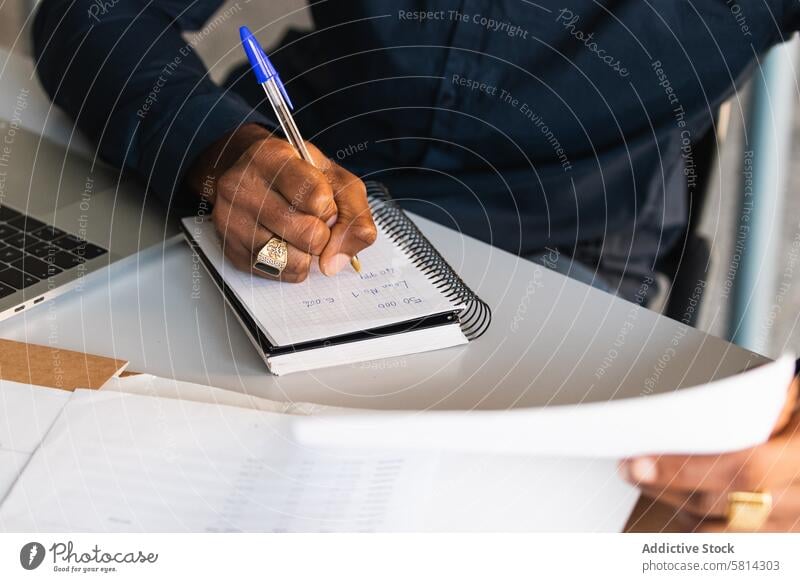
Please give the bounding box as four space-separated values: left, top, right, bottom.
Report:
240 26 361 273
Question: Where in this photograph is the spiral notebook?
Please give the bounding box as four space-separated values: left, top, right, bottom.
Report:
181 182 490 375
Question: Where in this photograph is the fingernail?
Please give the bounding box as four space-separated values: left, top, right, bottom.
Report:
324 253 351 276
621 458 658 484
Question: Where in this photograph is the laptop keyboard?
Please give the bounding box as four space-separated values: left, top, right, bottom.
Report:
0 206 107 299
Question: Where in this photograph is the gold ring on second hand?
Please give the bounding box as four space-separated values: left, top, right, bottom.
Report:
726 491 773 531
253 236 289 277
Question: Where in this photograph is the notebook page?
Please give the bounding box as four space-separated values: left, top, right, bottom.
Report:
0 390 437 532
185 217 458 346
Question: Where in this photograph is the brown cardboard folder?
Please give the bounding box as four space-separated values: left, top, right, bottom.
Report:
0 338 128 390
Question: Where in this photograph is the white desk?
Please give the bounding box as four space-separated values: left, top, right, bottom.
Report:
0 215 765 532
0 47 766 532
0 223 764 410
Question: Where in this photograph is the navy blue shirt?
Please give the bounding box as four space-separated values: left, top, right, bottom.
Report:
33 1 800 294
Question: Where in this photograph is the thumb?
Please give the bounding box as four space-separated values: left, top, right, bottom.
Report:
319 176 377 276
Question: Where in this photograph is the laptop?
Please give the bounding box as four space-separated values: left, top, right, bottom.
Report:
0 126 177 321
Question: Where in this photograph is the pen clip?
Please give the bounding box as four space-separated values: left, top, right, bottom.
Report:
273 73 294 111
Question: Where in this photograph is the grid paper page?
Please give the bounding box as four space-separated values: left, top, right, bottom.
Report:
184 216 458 346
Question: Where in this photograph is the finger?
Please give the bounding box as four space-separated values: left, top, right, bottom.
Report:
269 155 337 222
621 408 800 493
243 137 336 221
221 236 263 275
250 189 331 257
211 197 249 256
319 170 377 276
219 175 330 257
212 198 271 273
620 452 765 493
213 202 312 283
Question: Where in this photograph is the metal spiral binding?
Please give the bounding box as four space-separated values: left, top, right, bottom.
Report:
365 181 491 340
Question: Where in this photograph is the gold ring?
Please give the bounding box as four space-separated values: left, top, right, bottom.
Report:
254 237 289 276
726 491 772 531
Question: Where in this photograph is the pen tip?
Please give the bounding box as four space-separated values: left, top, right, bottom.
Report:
350 256 361 273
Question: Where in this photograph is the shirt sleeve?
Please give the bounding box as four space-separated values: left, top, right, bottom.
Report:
33 0 273 204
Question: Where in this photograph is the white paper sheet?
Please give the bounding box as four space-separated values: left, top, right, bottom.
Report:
0 376 638 532
0 380 71 503
0 389 437 532
98 375 638 532
101 374 341 416
292 355 797 458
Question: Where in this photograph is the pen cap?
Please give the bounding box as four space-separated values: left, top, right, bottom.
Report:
240 26 275 84
239 26 294 110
